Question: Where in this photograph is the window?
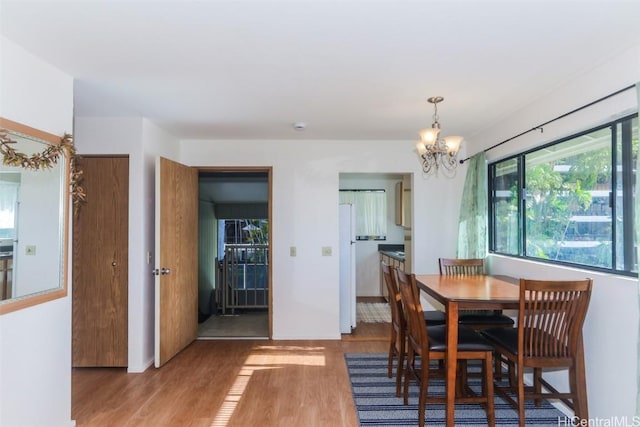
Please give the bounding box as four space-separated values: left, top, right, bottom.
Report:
489 114 638 275
220 219 268 245
217 219 269 292
339 189 387 240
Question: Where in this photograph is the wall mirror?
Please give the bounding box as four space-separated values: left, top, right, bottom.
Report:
0 118 72 315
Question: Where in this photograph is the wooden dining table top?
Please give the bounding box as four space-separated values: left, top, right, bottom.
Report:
414 274 521 309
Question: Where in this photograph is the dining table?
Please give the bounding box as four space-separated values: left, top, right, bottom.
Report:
414 274 520 427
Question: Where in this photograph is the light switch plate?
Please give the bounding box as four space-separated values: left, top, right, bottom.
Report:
290 246 297 257
322 246 332 256
25 245 36 255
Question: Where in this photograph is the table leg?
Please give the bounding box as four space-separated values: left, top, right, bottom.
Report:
445 302 459 427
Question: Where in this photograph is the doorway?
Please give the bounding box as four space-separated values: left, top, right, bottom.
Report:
196 169 271 339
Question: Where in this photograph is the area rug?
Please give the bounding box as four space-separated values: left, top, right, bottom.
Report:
357 303 392 323
345 353 567 426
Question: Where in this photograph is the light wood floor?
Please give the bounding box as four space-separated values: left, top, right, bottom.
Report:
198 311 269 338
72 322 390 427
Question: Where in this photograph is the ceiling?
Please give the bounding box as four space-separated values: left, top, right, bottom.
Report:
199 171 268 203
2 0 639 144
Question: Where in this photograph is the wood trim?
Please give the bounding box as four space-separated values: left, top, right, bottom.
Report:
0 287 68 315
0 118 61 145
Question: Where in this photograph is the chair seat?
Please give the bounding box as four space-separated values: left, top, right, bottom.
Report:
459 312 515 326
427 324 495 352
423 310 446 325
480 327 518 354
482 326 575 361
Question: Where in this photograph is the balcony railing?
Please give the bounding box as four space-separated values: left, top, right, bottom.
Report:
218 244 269 314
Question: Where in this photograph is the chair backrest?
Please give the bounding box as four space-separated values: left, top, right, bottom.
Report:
381 262 404 334
396 269 429 357
439 258 485 275
518 278 593 359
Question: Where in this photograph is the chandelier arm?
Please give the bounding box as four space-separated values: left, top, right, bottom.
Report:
420 153 437 175
440 152 458 172
438 161 458 178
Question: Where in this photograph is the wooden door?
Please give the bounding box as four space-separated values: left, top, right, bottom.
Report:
72 156 129 367
155 157 198 367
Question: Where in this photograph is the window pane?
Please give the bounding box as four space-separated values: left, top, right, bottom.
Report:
525 128 612 267
222 219 268 244
615 116 638 272
492 158 519 254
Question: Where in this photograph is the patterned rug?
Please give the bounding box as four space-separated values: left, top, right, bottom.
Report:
357 303 392 323
345 353 567 426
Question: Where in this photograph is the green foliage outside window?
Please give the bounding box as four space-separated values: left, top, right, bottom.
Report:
525 150 609 267
490 114 638 274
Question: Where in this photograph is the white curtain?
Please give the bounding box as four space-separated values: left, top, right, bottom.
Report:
339 190 387 238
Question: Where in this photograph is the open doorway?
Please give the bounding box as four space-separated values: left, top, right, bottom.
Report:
196 170 270 339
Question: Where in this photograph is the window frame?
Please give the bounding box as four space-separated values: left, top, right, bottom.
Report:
488 112 638 277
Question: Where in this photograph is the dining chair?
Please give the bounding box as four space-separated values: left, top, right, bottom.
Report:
396 268 495 427
381 262 446 396
480 278 593 427
438 257 515 329
439 257 515 380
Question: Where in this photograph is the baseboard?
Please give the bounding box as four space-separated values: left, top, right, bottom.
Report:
271 334 341 340
197 336 269 341
551 400 574 418
127 357 154 373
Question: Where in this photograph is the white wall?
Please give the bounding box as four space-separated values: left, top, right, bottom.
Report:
0 35 74 427
179 139 464 339
74 117 179 372
476 44 640 421
14 168 62 297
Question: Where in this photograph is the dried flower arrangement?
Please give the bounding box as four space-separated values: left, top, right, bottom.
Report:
0 129 85 214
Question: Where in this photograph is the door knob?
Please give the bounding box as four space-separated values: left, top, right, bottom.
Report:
160 268 171 275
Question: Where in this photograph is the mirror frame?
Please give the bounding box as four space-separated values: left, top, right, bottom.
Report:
0 118 70 315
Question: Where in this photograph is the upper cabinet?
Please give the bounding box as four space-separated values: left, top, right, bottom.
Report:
395 178 411 228
395 181 404 226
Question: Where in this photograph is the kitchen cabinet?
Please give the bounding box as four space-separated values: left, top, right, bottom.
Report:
0 256 12 300
395 181 404 226
379 251 405 302
395 178 411 228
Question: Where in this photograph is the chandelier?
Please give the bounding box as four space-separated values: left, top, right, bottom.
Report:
415 96 463 177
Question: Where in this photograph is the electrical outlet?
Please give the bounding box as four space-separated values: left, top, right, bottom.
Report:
25 245 36 255
322 246 332 256
290 246 297 257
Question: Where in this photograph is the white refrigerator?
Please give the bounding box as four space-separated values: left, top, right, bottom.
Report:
339 203 356 333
